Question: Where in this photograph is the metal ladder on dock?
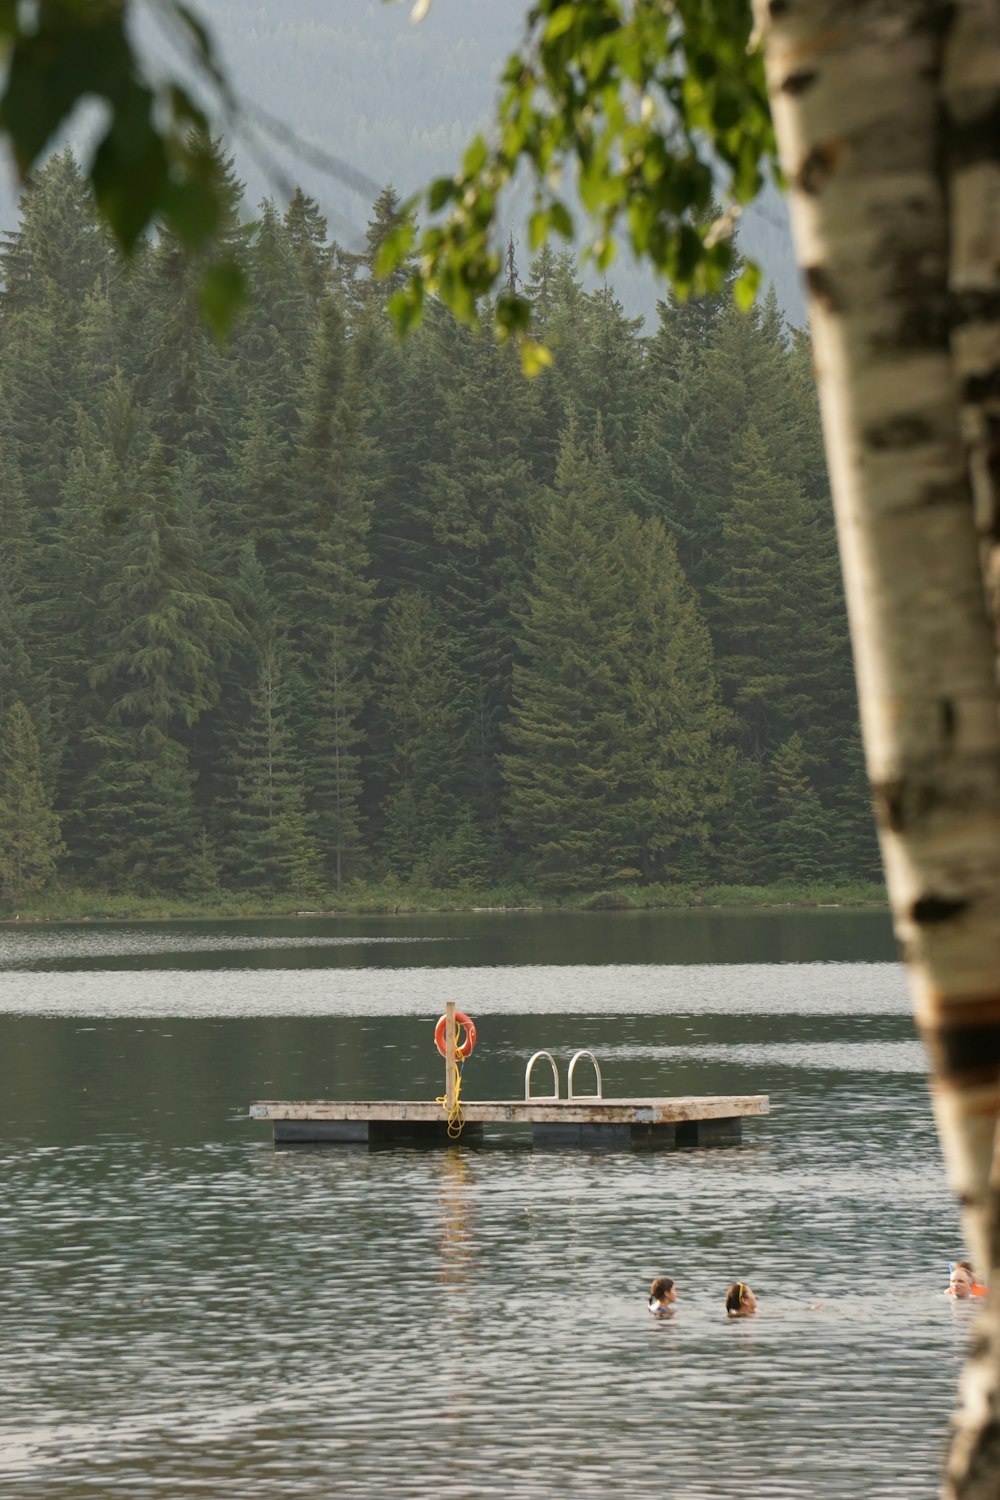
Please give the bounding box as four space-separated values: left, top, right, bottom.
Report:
524 1048 604 1101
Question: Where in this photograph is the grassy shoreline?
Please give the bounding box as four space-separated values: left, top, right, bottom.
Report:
0 878 888 923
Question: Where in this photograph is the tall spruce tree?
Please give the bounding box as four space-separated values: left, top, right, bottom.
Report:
613 512 734 882
504 426 637 887
283 293 374 887
420 315 546 856
223 645 319 894
0 700 63 903
371 590 467 881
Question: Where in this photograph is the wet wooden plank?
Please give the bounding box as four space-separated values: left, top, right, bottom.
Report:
250 1095 768 1126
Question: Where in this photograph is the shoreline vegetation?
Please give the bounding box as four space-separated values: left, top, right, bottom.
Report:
0 879 888 924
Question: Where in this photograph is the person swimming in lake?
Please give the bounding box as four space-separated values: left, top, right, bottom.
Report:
947 1261 987 1299
648 1276 677 1314
725 1282 757 1317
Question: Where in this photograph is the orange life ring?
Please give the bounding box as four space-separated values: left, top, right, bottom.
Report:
434 1010 477 1060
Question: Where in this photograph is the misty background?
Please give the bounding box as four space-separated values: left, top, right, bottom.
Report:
0 0 806 329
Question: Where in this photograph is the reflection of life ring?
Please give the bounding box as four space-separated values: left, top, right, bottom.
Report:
434 1011 477 1059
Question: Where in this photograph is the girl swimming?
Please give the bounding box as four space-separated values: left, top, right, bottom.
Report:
648 1276 677 1314
725 1282 757 1316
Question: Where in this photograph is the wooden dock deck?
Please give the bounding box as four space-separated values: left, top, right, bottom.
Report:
248 1095 769 1149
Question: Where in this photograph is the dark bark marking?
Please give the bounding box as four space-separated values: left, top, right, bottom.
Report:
920 477 972 507
912 893 970 924
768 0 791 15
950 289 1000 328
870 298 952 353
988 416 1000 500
873 778 905 833
949 99 1000 171
796 141 844 195
940 698 957 743
963 367 1000 405
782 70 818 97
804 264 840 313
863 414 933 450
925 1018 1000 1082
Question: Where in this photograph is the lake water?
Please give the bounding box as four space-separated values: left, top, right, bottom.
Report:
0 909 971 1498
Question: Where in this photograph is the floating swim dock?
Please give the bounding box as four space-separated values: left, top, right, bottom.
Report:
249 1093 769 1149
247 1003 769 1150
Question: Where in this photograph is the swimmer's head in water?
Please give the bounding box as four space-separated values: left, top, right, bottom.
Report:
725 1282 757 1316
950 1262 975 1298
650 1276 676 1304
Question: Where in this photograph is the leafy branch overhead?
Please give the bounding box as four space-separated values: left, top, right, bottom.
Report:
378 0 778 354
0 0 246 329
0 2 774 343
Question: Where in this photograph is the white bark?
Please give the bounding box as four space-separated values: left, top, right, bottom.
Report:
752 2 1000 1494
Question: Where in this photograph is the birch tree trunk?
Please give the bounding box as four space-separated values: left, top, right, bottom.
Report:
752 2 1000 1494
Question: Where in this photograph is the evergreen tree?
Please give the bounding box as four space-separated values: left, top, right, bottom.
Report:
420 315 546 851
93 440 238 745
614 512 734 882
223 646 319 894
766 733 834 883
68 726 201 892
283 294 374 885
0 152 113 522
372 590 466 880
0 700 63 903
284 188 333 307
504 427 636 887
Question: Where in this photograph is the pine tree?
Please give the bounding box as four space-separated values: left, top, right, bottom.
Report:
223 646 319 894
0 437 38 722
93 440 238 745
67 726 201 892
0 701 63 903
372 590 466 879
420 316 546 851
0 152 113 524
710 425 844 754
284 188 333 307
504 426 636 887
614 512 734 882
282 293 374 886
766 733 834 884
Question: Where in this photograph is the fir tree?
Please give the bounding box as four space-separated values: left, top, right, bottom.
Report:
766 733 834 883
283 293 374 885
224 646 319 894
372 590 465 879
614 512 734 882
504 426 636 887
0 701 64 903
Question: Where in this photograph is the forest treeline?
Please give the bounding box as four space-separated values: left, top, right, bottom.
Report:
0 149 880 907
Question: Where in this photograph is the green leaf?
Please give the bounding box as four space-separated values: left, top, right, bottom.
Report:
548 200 574 239
734 261 762 312
519 338 554 378
198 258 248 337
462 134 489 177
427 175 457 212
543 6 579 43
528 208 551 250
375 221 415 277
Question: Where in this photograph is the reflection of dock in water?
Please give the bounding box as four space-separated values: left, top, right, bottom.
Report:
248 1094 769 1149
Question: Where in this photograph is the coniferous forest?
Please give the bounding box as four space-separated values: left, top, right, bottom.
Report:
0 149 882 910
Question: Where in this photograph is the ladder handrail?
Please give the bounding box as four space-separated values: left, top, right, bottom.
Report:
524 1050 560 1101
567 1049 603 1100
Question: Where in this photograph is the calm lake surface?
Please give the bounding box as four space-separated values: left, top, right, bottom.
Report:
0 909 971 1498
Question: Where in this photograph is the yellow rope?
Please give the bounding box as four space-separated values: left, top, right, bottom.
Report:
436 1062 466 1139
